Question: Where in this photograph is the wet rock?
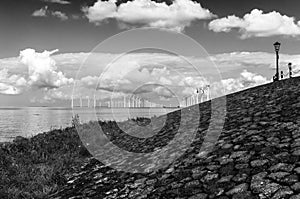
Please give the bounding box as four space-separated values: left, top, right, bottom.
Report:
294 167 300 174
280 175 298 185
250 159 268 167
268 172 290 181
219 163 235 176
250 172 267 191
217 175 233 183
232 191 253 199
196 151 209 158
235 163 249 169
275 152 290 161
236 155 251 163
222 143 233 149
230 151 248 159
191 168 207 179
206 164 220 171
232 173 248 183
184 180 200 190
271 187 293 199
146 179 157 185
219 158 233 165
188 193 208 199
290 194 300 199
292 149 300 156
269 163 294 172
251 172 281 197
262 183 282 198
291 182 300 192
215 196 229 199
201 173 218 183
166 167 174 173
226 183 248 195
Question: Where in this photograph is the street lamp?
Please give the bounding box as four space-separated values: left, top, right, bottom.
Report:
288 63 292 78
273 42 281 81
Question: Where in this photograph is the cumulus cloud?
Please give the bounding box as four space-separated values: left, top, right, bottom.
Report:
32 6 48 17
0 69 27 87
4 50 300 102
27 51 283 101
19 48 73 90
0 69 27 95
50 51 300 81
209 9 300 38
75 62 209 102
39 51 300 101
45 89 71 101
51 11 68 20
153 86 175 98
240 70 267 84
212 70 269 95
0 83 20 95
83 0 216 31
32 6 68 20
210 51 300 76
42 0 70 4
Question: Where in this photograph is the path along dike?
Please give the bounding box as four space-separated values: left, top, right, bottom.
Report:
51 77 300 199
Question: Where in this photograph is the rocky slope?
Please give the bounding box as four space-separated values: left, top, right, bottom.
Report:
51 77 300 199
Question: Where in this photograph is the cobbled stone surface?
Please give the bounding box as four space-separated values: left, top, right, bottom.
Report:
50 77 300 198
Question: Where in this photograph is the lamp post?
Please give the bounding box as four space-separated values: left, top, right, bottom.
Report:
288 63 292 78
273 42 281 81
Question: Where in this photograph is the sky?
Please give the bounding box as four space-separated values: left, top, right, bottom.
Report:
1 0 300 107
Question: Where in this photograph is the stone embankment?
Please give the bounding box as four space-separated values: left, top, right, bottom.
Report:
51 77 300 199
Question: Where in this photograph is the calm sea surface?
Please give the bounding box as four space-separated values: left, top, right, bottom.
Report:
0 107 177 142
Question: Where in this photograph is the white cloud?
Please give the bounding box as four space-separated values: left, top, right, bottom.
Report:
48 51 300 81
83 0 216 31
45 89 70 101
212 69 268 95
73 61 210 102
210 51 300 75
42 0 70 5
51 51 300 101
32 6 68 21
19 48 73 90
0 69 27 87
153 86 175 98
240 70 268 85
51 11 68 20
0 69 27 95
0 83 20 95
32 6 48 17
209 9 300 38
80 76 99 88
4 50 300 101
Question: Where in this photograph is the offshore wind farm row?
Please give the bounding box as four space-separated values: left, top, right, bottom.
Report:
71 95 164 108
71 85 211 108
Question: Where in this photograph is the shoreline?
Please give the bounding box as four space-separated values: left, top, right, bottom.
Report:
0 107 179 143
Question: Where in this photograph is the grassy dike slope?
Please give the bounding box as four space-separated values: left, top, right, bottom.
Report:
0 126 91 199
3 76 300 198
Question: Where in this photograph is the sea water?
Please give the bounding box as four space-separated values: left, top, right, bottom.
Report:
0 107 177 142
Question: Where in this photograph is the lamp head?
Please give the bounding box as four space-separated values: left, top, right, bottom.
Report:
273 42 281 52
